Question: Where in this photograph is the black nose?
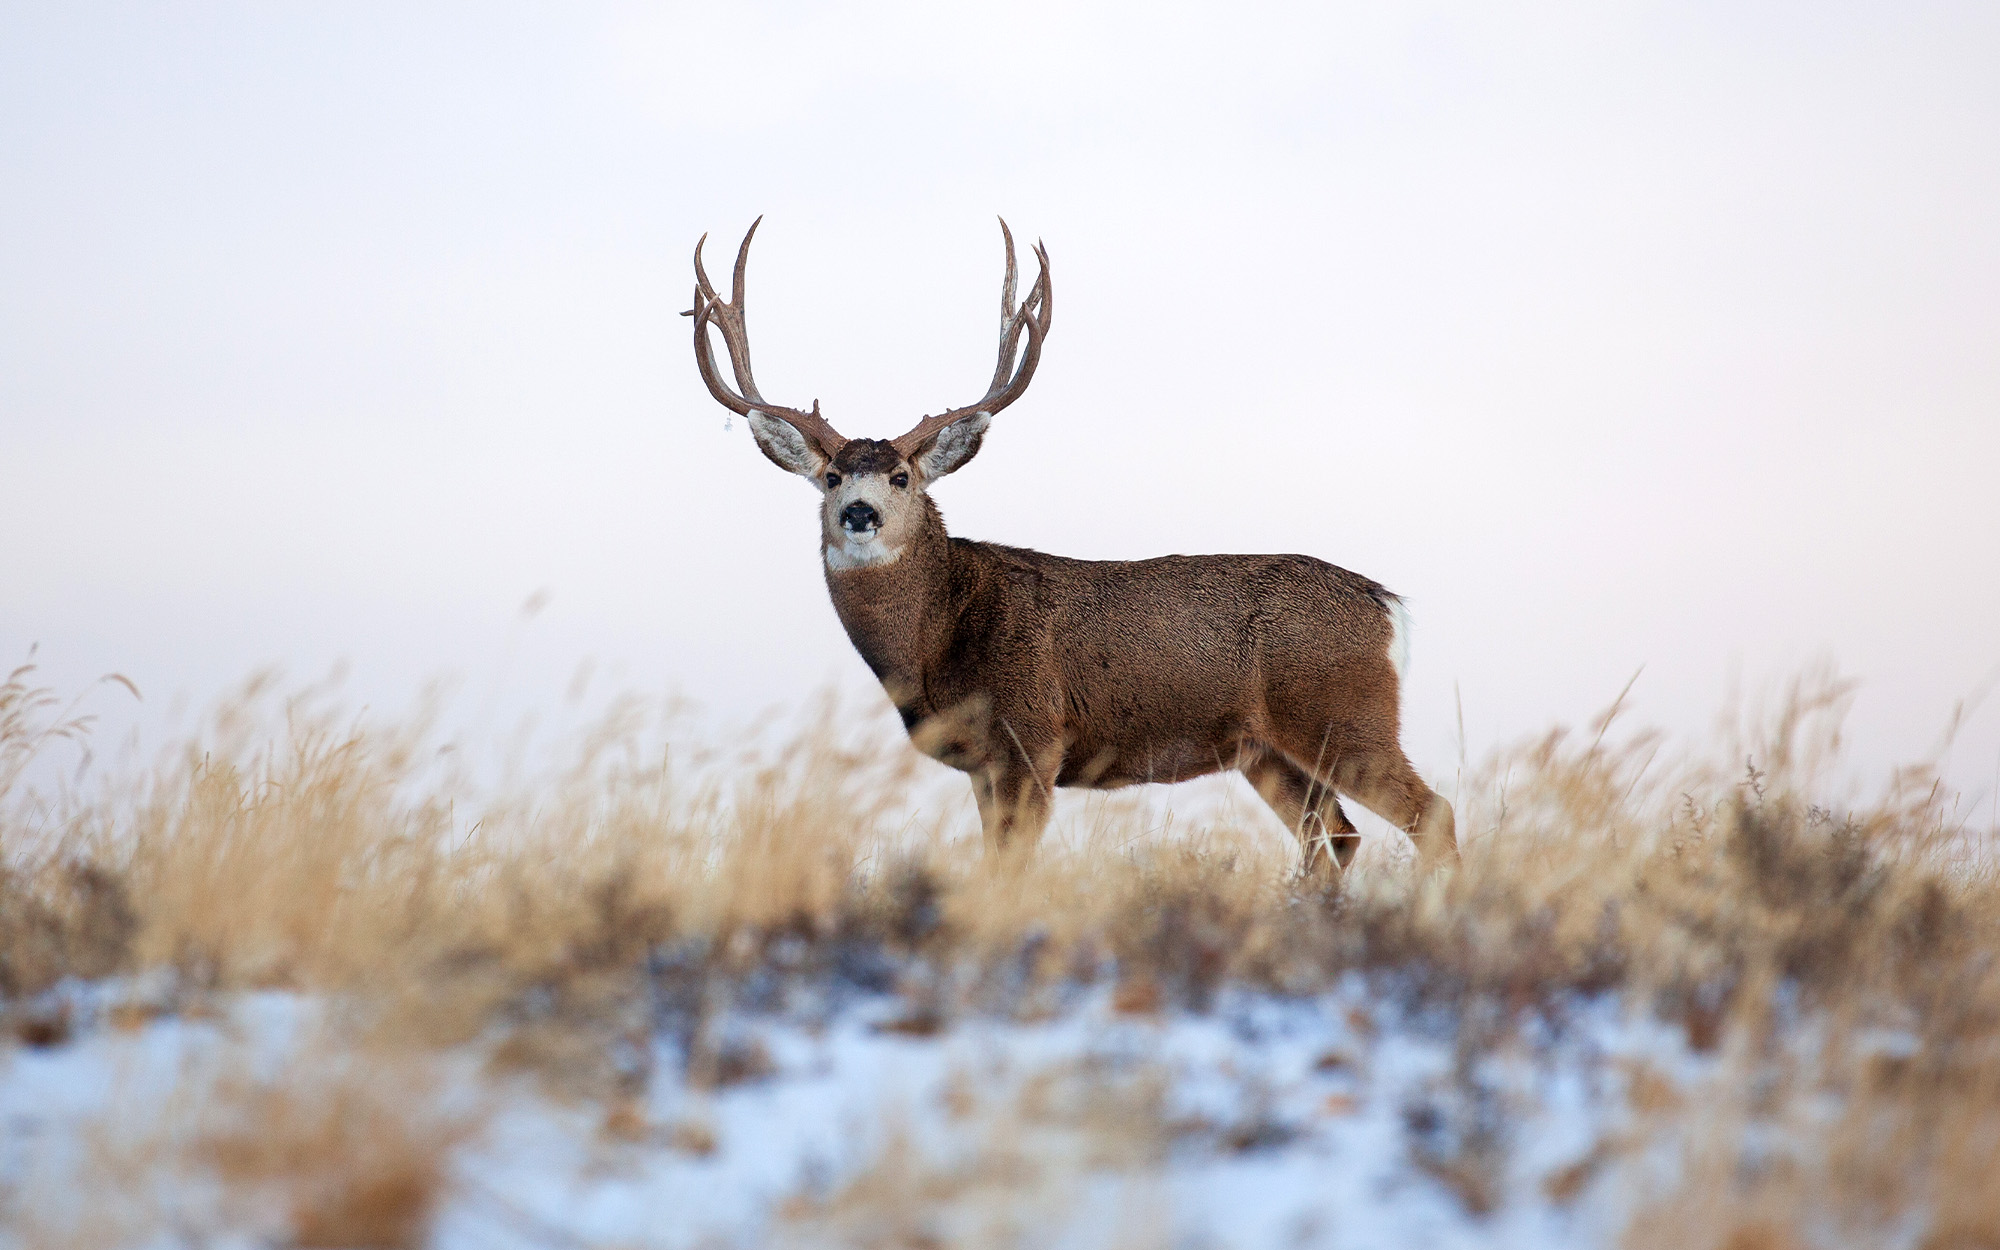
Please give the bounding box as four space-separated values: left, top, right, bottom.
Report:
840 501 881 531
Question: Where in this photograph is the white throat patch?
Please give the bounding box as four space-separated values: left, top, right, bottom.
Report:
824 530 904 571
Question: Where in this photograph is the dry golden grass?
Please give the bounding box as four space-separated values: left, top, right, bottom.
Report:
3 658 1998 1245
17 1034 474 1250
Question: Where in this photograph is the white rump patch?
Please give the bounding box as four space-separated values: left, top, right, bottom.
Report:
1386 596 1413 682
824 531 904 571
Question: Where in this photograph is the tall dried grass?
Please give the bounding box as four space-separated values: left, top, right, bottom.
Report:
3 659 1997 1246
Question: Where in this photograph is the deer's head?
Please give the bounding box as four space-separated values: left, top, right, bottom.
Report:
685 219 1051 570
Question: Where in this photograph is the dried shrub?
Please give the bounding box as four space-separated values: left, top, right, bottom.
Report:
195 1063 468 1250
0 862 136 997
16 1037 474 1250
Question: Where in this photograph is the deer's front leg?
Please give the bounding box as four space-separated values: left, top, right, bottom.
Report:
970 737 1059 862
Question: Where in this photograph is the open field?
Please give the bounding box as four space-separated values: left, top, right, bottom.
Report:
2 660 1997 1249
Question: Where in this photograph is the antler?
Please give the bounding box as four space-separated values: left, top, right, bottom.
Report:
683 217 847 454
890 219 1052 456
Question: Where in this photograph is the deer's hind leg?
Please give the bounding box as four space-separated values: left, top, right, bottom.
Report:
1330 750 1458 870
1242 752 1361 878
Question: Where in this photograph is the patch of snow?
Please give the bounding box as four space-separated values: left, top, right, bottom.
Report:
3 978 1739 1249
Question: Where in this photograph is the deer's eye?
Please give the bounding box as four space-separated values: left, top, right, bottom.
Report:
824 472 841 488
890 472 909 489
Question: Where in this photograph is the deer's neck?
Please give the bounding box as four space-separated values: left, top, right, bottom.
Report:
823 502 957 709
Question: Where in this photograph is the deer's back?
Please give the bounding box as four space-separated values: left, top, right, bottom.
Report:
952 541 1402 784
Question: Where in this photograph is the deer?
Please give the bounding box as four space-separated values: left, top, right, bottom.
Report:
684 218 1457 876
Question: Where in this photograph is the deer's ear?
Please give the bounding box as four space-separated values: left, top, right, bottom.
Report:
913 411 991 481
748 412 828 478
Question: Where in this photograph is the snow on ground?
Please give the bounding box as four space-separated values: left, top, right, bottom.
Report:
2 979 1726 1249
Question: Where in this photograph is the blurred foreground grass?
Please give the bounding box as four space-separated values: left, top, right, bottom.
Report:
3 658 1997 1248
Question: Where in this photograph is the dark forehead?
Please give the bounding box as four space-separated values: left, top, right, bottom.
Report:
832 439 905 475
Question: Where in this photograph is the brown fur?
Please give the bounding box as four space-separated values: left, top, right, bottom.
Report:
831 439 905 476
818 450 1457 874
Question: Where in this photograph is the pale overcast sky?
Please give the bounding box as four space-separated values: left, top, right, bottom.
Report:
4 2 1997 811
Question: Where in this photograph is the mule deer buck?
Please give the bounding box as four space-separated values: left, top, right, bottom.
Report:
685 219 1456 874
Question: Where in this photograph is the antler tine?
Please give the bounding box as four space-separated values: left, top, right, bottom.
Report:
682 219 847 453
891 220 1053 456
990 218 1019 397
1032 239 1053 335
730 213 758 311
687 234 748 416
